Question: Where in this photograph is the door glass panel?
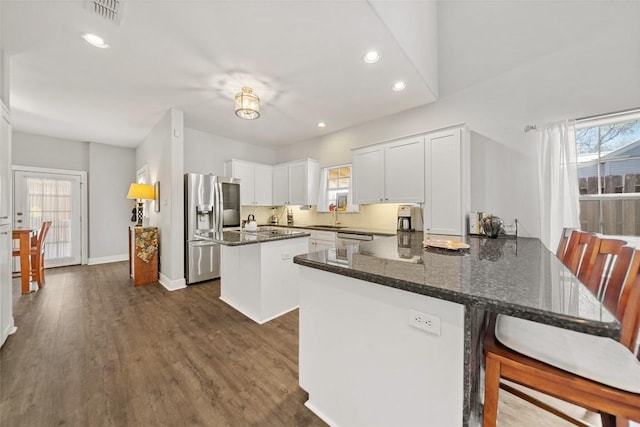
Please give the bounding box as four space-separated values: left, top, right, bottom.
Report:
25 177 74 262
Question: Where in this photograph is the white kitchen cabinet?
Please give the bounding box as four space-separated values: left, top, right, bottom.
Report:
272 159 319 206
352 136 424 204
0 102 13 348
225 159 273 206
0 227 11 347
272 164 288 205
0 104 9 222
253 164 273 205
351 146 384 204
308 230 336 253
424 126 470 236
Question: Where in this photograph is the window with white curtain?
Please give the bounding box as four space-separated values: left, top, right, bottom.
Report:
576 110 640 236
317 164 359 213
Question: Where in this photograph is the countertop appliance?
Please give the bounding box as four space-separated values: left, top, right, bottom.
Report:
184 173 240 284
397 205 423 231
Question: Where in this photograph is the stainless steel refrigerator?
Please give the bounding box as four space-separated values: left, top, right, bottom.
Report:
184 173 240 284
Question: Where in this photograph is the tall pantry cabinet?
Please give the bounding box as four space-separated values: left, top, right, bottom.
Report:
0 101 14 347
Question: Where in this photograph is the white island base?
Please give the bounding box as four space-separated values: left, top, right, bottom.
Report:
219 236 308 324
299 266 465 427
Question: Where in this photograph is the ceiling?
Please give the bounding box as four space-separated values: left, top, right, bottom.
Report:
2 1 636 149
1 0 437 148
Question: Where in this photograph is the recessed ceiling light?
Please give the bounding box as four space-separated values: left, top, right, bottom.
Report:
363 50 380 64
317 122 327 128
81 33 109 49
392 81 406 91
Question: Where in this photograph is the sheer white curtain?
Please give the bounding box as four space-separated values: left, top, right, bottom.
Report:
537 120 581 251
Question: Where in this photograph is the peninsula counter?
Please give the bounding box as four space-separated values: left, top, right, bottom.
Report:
293 232 618 427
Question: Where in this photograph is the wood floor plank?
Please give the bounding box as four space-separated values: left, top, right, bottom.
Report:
1 261 593 426
1 262 326 427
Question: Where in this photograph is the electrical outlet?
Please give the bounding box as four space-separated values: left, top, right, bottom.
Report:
408 309 441 336
282 252 292 260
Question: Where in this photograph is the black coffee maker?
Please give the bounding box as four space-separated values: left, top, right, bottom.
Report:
397 205 423 231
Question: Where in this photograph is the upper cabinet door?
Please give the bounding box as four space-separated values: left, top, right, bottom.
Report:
384 136 424 203
288 161 307 205
253 164 273 206
272 164 289 205
424 127 469 235
352 146 385 204
233 161 255 206
0 106 10 224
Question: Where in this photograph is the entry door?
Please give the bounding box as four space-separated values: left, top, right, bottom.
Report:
13 170 82 268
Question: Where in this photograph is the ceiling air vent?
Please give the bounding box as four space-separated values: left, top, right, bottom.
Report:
85 0 124 25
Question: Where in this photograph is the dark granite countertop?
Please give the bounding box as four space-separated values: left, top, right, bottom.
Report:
293 231 620 338
196 228 310 246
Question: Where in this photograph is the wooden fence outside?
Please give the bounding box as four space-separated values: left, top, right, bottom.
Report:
579 174 640 236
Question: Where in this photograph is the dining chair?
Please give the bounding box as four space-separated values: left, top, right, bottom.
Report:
12 221 52 288
482 245 640 427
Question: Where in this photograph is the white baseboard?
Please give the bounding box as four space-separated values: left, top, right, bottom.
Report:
159 273 186 291
1 318 17 348
88 254 128 265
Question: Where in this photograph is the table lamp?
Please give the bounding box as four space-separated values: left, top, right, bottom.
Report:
127 183 155 226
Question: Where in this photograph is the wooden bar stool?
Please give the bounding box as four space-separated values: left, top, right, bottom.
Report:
483 245 640 427
555 227 576 261
561 230 596 276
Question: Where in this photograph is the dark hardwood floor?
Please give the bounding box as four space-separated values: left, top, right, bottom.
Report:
1 262 596 427
1 262 325 426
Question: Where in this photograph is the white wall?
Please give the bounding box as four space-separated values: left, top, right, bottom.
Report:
13 132 136 261
88 142 136 263
13 131 89 171
276 17 640 239
136 108 185 290
0 3 8 108
184 127 276 175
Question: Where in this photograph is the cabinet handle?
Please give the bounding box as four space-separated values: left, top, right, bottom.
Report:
0 216 8 219
0 231 7 235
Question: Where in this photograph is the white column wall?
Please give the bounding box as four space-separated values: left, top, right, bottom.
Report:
136 108 185 290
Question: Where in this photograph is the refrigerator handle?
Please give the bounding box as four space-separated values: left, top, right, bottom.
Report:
216 179 223 232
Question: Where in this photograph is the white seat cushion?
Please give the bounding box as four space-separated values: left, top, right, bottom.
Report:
495 314 640 393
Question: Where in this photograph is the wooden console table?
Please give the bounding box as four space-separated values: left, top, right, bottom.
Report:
128 226 159 286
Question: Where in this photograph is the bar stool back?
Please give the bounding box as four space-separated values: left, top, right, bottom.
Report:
483 245 640 427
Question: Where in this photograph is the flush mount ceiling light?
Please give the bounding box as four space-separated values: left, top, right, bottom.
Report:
317 122 327 128
234 87 260 120
363 50 380 64
81 32 109 49
392 81 407 91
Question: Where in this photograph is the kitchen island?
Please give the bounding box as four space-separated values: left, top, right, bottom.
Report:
293 232 619 427
204 228 309 324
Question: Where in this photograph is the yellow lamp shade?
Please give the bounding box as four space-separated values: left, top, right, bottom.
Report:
127 183 155 200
